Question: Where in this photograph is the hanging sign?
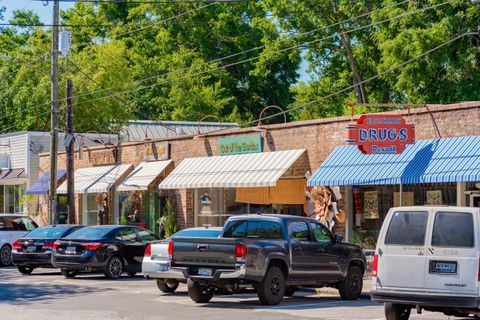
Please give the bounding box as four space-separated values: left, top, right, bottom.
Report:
218 135 262 156
346 114 415 154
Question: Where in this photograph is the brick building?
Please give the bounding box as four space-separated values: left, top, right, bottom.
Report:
37 102 480 243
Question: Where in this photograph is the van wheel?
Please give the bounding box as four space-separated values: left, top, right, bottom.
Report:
157 279 179 293
17 266 34 275
385 303 411 320
338 266 363 300
0 245 12 266
187 279 214 303
61 269 78 278
257 266 285 305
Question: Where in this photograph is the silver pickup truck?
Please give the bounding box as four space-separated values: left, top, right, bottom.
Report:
142 227 222 293
170 214 366 305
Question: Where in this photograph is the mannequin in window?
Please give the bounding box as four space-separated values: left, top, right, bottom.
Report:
200 191 213 215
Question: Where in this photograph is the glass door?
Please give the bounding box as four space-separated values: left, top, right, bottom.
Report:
82 194 99 225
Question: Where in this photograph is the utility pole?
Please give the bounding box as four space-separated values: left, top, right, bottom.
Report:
66 79 75 224
49 0 60 225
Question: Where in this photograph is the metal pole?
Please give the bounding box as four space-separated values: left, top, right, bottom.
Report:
399 184 403 207
49 0 60 225
66 79 76 224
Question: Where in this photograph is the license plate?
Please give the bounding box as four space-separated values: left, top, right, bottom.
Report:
27 246 36 253
65 246 76 254
158 264 168 272
198 268 212 277
430 260 457 274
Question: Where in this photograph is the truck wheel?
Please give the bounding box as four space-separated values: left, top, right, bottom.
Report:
338 266 363 300
17 266 34 275
157 279 179 293
61 269 78 278
257 266 285 305
284 286 296 297
385 303 411 320
187 279 214 303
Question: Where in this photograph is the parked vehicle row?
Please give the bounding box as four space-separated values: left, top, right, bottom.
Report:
0 214 38 266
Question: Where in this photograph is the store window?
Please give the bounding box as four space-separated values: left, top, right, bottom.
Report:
82 194 99 226
2 185 24 214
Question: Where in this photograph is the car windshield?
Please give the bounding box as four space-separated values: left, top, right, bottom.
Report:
64 227 113 240
26 226 68 239
169 229 221 239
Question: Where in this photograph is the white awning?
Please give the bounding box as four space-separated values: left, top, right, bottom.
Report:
57 164 133 194
159 149 306 189
117 160 172 192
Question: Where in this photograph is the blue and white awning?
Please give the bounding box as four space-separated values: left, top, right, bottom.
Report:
308 136 480 186
26 169 67 195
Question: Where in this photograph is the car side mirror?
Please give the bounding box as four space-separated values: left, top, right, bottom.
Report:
334 235 343 243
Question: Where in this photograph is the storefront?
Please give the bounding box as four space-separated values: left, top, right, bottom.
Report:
159 147 308 227
57 164 133 225
308 135 480 247
117 160 172 234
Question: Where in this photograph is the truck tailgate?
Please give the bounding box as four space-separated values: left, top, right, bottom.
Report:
172 237 237 268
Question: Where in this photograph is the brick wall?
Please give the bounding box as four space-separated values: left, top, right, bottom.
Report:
38 102 480 228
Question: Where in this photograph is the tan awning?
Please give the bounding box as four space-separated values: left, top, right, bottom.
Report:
57 164 133 194
159 149 305 189
117 160 172 192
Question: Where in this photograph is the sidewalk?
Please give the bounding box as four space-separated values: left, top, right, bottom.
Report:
299 278 372 296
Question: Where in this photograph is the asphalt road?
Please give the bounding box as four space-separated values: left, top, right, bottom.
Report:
0 267 460 320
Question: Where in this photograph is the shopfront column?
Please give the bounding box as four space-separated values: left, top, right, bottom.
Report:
457 182 467 206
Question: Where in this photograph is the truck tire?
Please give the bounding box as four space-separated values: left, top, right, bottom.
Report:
17 266 34 275
338 266 363 300
157 279 179 293
187 279 214 303
257 266 285 305
385 302 411 320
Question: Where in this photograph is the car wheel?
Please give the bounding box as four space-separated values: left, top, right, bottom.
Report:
338 266 363 300
105 256 124 279
0 245 12 266
61 269 78 278
284 286 296 297
17 266 34 275
257 266 285 305
385 302 411 320
157 279 179 293
187 279 214 303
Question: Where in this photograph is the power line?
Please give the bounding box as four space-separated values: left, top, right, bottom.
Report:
34 0 255 3
69 0 455 107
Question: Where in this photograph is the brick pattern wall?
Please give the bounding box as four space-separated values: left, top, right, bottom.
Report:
38 103 480 228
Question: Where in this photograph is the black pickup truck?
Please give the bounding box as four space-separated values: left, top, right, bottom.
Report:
170 214 366 305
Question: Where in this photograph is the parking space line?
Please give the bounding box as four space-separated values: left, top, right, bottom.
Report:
255 300 350 311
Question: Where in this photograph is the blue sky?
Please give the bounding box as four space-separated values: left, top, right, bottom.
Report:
1 0 310 82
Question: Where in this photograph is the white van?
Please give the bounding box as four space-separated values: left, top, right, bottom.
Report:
0 215 38 266
371 206 480 319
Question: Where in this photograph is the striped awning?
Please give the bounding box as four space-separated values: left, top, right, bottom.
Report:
159 149 306 189
57 164 133 194
308 136 480 186
0 168 27 185
117 160 172 192
26 169 67 195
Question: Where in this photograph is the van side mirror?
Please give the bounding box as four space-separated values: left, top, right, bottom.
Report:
335 235 343 243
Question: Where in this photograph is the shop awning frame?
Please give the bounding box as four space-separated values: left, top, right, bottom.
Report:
117 160 172 192
57 164 133 194
159 149 306 189
0 168 28 185
26 169 67 195
308 136 480 186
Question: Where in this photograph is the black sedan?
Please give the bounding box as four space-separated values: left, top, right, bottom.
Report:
12 225 84 275
52 225 158 279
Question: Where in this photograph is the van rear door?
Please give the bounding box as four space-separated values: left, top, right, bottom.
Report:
377 209 430 290
424 209 478 295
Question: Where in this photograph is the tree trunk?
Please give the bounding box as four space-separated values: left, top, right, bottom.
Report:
338 32 368 104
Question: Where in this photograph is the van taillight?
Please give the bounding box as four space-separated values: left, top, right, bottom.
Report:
235 243 247 263
372 254 379 277
144 244 151 257
168 241 174 261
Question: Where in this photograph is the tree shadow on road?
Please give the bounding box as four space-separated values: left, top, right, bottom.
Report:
0 282 108 304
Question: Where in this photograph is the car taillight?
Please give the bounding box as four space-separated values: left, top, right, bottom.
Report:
168 240 174 261
12 240 21 249
144 244 152 257
235 243 247 263
53 241 61 250
81 243 103 251
43 241 55 250
372 253 379 277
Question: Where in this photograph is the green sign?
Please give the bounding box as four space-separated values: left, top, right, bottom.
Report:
218 135 262 156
